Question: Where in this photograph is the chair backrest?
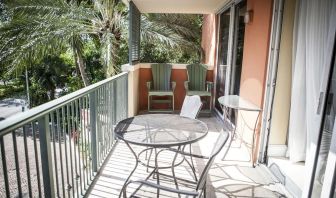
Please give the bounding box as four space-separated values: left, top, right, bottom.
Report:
180 95 203 119
186 64 208 91
151 63 172 91
196 130 229 191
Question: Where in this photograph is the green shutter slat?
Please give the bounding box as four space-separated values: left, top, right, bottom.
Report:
129 1 141 65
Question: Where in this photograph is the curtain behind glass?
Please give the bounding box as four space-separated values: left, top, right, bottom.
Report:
288 0 336 162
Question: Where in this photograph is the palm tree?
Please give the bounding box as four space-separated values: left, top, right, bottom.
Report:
1 0 95 86
31 56 68 102
0 0 200 86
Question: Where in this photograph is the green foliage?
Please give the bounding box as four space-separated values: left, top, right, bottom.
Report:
83 41 105 83
28 55 69 106
140 14 203 63
141 42 201 64
0 0 203 106
0 62 10 85
0 2 9 24
28 42 105 106
0 84 24 99
1 0 203 80
0 37 106 106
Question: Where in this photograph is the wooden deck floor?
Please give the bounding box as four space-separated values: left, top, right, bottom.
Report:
87 117 290 198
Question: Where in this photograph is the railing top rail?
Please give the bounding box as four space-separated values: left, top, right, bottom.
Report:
0 72 128 136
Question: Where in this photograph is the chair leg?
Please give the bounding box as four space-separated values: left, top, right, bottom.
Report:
204 184 207 198
172 95 174 113
121 181 130 198
189 144 198 182
122 186 127 198
148 95 151 112
146 148 153 172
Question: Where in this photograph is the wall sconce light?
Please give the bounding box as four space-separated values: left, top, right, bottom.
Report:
244 10 253 24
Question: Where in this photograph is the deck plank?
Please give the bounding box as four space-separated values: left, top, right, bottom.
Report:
88 117 290 198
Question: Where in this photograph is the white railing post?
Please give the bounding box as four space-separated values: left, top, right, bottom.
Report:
90 91 98 172
38 115 55 198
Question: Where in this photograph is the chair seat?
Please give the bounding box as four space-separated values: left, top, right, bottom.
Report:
148 90 174 96
187 91 211 96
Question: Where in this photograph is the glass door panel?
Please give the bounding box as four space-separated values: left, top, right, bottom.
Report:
215 9 231 114
311 46 336 197
215 0 247 118
230 0 247 95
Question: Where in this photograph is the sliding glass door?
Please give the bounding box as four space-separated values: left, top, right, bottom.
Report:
310 44 336 198
215 9 232 114
230 1 246 95
214 0 247 117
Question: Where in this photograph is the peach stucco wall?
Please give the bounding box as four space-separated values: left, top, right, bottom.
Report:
201 0 273 107
240 0 273 107
200 0 273 162
201 14 218 67
138 68 213 111
239 0 273 160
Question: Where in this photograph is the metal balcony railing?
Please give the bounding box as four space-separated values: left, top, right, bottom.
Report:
0 72 128 198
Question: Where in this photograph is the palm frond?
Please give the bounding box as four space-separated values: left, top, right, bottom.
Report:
141 14 200 52
100 32 121 76
0 0 98 73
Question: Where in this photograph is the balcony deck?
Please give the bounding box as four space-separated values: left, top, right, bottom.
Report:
88 116 290 198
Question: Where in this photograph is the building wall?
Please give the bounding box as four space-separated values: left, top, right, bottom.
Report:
240 0 273 107
122 64 140 117
201 0 273 107
238 0 273 160
269 0 296 147
201 0 273 160
201 14 218 68
138 64 213 111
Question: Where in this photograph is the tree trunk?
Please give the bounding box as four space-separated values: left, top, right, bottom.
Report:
106 30 121 77
106 42 115 77
73 45 90 87
50 89 55 100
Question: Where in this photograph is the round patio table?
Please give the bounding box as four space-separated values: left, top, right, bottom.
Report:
218 95 261 167
115 114 208 197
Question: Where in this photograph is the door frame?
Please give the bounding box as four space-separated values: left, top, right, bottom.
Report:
258 0 284 164
303 30 336 197
259 0 336 196
213 0 245 119
321 118 336 197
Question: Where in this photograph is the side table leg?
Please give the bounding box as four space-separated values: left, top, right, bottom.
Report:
222 135 233 161
222 108 238 161
251 111 261 168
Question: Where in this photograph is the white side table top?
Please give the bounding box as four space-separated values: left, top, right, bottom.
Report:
218 95 261 112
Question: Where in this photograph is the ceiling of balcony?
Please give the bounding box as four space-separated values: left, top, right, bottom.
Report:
122 0 230 14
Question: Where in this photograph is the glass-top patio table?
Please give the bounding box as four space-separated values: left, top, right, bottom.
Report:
218 95 261 167
115 114 208 197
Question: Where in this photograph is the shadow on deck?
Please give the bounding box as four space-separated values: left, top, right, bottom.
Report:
87 117 289 198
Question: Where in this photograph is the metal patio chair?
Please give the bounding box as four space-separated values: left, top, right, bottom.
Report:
147 63 176 112
179 95 203 182
122 130 230 198
180 95 203 119
184 64 213 113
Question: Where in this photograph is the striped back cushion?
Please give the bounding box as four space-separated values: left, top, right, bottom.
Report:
151 63 172 90
187 64 208 91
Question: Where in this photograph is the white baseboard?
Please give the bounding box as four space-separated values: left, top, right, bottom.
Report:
268 144 288 157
